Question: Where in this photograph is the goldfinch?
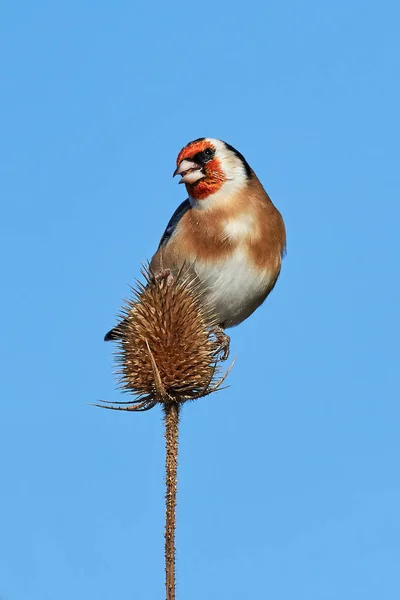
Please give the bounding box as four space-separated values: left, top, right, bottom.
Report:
105 138 286 358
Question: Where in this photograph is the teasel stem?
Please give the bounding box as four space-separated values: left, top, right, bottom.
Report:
164 400 180 600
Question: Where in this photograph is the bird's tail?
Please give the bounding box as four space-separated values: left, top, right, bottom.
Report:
104 320 127 342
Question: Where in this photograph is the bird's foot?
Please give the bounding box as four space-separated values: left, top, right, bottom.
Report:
155 269 175 286
213 326 230 361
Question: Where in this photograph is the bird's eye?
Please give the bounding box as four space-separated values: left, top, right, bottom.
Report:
193 148 215 164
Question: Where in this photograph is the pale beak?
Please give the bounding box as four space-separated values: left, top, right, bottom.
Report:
173 159 205 184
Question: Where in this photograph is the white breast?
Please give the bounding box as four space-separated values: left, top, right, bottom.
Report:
224 213 255 241
194 249 275 328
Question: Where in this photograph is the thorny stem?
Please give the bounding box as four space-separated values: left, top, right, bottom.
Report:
164 401 180 600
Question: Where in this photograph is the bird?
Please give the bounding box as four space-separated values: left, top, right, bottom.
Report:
104 137 286 359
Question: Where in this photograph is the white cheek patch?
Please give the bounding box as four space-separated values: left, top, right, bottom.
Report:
224 213 255 241
210 139 248 185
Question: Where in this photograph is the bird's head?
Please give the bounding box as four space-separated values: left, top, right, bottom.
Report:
173 138 252 205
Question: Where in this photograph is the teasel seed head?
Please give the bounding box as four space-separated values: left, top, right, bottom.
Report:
98 266 234 412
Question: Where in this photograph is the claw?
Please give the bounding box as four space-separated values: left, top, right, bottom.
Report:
213 326 230 361
155 269 175 286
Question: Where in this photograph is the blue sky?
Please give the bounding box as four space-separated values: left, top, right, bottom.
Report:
1 1 399 598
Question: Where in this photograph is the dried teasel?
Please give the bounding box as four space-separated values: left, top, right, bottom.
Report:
98 264 235 600
98 266 234 411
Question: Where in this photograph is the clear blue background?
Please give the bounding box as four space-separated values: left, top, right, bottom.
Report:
1 1 399 598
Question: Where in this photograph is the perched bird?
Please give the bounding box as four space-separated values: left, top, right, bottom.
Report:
105 138 286 358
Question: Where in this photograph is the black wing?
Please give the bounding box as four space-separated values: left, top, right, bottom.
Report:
157 199 191 249
104 199 191 342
